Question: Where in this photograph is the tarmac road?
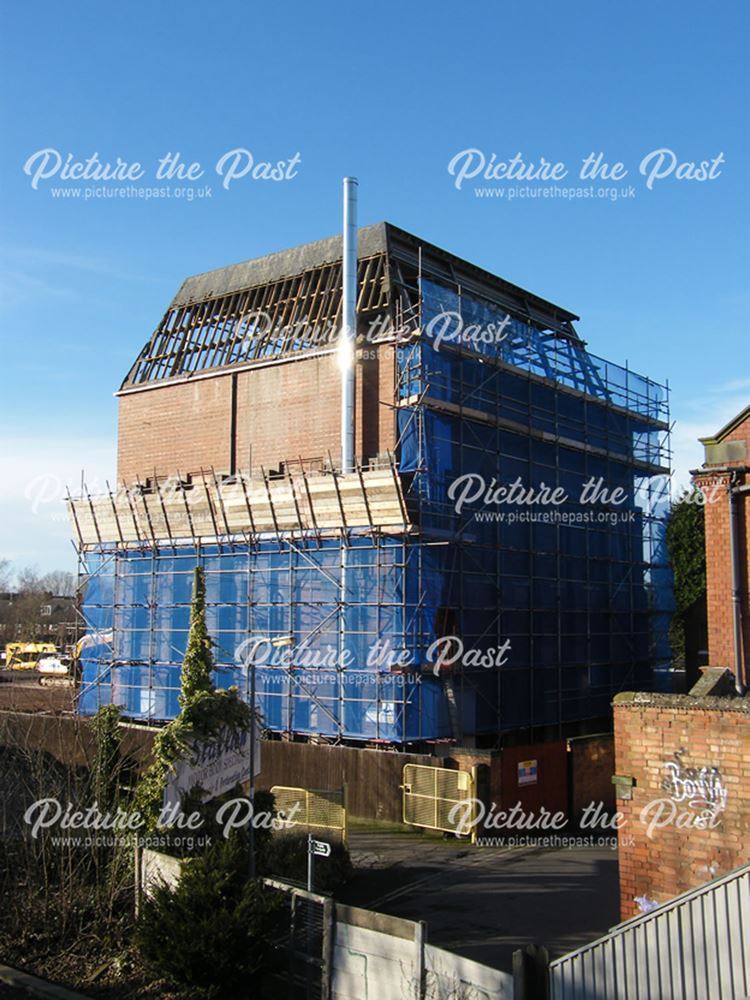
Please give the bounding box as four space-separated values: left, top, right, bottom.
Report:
342 825 620 971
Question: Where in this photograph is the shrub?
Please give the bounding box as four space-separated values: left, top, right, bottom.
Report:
135 836 283 997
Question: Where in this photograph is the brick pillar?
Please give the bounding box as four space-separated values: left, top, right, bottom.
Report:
693 468 749 683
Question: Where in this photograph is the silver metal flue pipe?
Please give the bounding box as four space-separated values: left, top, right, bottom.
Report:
340 177 358 473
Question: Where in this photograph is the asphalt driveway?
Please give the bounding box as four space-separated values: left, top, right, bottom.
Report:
341 824 620 971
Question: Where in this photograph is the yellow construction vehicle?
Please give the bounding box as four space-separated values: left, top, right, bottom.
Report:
4 641 58 670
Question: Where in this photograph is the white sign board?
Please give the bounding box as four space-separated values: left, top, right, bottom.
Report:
163 723 260 812
312 839 331 857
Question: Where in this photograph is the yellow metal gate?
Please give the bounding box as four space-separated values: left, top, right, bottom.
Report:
270 785 348 844
401 764 477 840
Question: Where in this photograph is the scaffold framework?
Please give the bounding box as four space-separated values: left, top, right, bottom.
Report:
70 223 673 745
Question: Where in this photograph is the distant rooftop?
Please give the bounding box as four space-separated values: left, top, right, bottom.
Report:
699 403 750 446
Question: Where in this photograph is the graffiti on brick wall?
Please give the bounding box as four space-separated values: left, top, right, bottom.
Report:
661 748 727 824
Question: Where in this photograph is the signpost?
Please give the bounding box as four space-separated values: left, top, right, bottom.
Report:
305 835 330 996
306 835 331 891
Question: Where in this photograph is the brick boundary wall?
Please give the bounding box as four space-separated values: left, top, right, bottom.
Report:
0 710 156 770
613 691 750 921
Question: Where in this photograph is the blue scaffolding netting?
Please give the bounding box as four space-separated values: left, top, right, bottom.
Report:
76 276 673 742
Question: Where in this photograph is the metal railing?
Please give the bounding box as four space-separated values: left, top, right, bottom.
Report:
549 862 750 1000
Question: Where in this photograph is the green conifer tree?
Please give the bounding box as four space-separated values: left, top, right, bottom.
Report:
179 566 215 708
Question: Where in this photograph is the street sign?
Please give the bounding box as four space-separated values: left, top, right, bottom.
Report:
312 839 331 858
307 834 331 891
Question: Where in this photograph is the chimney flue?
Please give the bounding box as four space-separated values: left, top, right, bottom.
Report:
340 176 358 473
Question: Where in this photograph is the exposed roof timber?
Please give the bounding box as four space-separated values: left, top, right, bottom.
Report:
122 252 390 388
122 222 592 390
169 221 580 336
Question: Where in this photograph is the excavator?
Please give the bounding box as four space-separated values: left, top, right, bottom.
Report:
4 641 57 670
2 642 74 686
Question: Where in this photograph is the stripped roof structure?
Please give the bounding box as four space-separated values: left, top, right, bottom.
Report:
121 222 581 391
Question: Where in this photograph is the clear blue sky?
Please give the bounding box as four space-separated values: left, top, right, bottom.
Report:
1 0 748 575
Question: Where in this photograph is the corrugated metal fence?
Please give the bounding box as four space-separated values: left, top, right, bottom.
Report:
549 863 750 1000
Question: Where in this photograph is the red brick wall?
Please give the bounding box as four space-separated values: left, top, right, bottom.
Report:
614 692 750 921
117 346 396 484
118 377 232 483
692 412 750 678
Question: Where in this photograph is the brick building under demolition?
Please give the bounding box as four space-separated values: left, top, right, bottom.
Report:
68 222 672 747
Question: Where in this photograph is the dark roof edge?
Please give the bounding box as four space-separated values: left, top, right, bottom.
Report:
168 221 580 331
169 223 389 308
